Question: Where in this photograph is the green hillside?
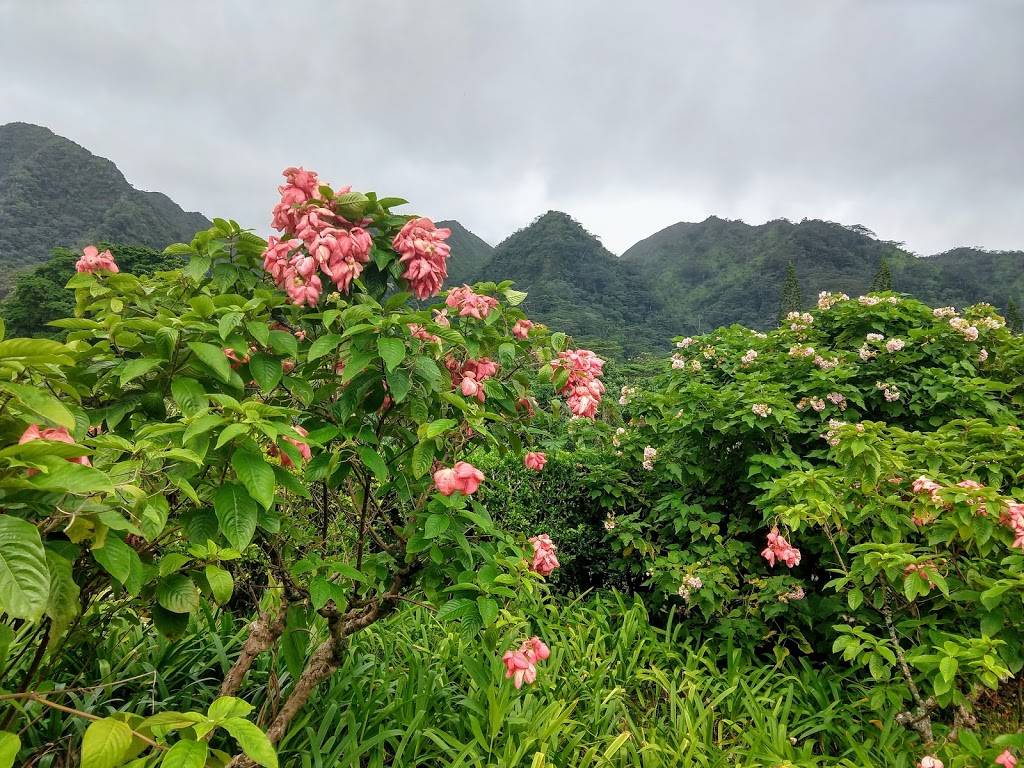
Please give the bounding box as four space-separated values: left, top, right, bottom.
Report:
437 219 494 285
0 122 209 293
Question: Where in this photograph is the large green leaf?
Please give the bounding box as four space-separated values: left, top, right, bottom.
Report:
170 378 207 416
204 565 234 605
160 739 207 768
91 536 144 596
0 382 76 429
187 342 232 383
356 446 389 482
118 358 163 387
248 354 282 392
307 334 342 362
0 731 20 768
0 338 74 367
214 483 258 550
81 717 132 768
231 446 275 510
27 458 113 495
377 337 406 372
156 574 200 614
221 718 278 768
44 548 80 644
0 515 50 621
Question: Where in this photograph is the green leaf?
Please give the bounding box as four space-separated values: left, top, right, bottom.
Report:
0 338 74 366
0 731 20 768
0 382 76 429
411 440 434 479
283 376 314 406
308 334 342 362
44 548 79 644
204 565 234 605
268 330 298 358
187 342 232 383
119 358 163 387
0 515 50 621
504 288 528 306
424 513 450 539
156 574 200 614
357 446 389 482
248 354 282 392
171 378 207 416
385 368 412 403
221 718 278 768
214 483 258 550
215 423 250 449
231 446 276 510
208 696 253 721
92 536 144 595
246 320 271 347
160 739 207 768
377 337 406 372
477 596 499 627
81 717 133 768
27 458 114 495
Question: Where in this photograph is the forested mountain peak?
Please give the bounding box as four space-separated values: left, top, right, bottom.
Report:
0 122 210 288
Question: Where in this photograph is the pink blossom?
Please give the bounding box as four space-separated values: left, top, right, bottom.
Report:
262 237 301 283
552 349 606 419
995 750 1017 768
433 309 451 328
446 285 499 320
501 649 537 689
524 451 547 471
1002 502 1024 550
761 527 801 568
502 636 551 689
459 373 482 400
393 218 451 299
957 480 984 490
75 245 119 274
912 476 941 494
18 424 90 470
409 324 440 344
280 166 319 200
528 533 560 576
283 271 322 307
917 757 943 768
446 357 499 402
433 461 485 496
512 319 535 340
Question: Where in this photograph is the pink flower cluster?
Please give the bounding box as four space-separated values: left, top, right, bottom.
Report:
528 533 560 576
1003 502 1024 550
445 356 499 402
523 451 547 471
642 445 657 470
949 316 980 341
512 319 534 339
918 756 943 768
76 245 119 274
761 527 801 568
433 461 484 496
19 425 91 472
817 291 849 310
552 349 606 419
741 349 758 366
446 285 499 320
392 217 452 299
502 636 550 689
263 167 377 305
996 750 1018 768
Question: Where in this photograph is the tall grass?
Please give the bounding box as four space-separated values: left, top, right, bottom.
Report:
15 593 920 767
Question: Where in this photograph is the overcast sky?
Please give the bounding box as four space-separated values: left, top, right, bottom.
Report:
2 1 1022 255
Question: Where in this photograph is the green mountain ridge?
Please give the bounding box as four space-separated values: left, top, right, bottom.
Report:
436 219 493 286
0 122 210 292
464 213 1023 355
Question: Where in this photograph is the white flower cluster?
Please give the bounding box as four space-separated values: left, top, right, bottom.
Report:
933 306 957 318
642 445 657 471
677 574 704 600
611 426 626 447
817 291 849 310
875 380 901 402
752 403 772 418
741 349 758 365
813 354 839 370
788 345 815 358
676 337 695 348
787 311 814 332
797 396 826 413
949 316 980 341
618 385 637 405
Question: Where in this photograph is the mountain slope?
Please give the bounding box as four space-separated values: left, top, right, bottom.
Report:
622 217 1024 335
437 219 494 285
0 122 209 279
473 211 670 356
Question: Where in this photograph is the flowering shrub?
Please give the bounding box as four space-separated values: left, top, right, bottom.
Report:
0 171 603 766
606 292 1024 748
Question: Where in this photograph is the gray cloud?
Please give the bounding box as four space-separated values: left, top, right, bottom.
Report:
1 0 1022 255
